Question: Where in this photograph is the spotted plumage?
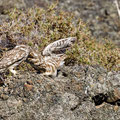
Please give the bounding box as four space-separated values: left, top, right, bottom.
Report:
0 45 30 75
42 37 77 56
41 54 67 76
0 37 76 77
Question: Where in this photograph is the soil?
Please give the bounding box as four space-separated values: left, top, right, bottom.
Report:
0 0 120 120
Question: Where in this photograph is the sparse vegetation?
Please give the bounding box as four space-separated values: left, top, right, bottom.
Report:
0 4 119 71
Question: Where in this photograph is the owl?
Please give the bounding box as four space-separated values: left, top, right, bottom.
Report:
0 45 30 75
29 37 77 76
39 54 67 76
0 37 77 77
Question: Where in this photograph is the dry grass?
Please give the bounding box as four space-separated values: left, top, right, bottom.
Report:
0 4 119 71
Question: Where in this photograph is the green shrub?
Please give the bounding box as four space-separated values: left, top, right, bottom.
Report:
0 4 119 71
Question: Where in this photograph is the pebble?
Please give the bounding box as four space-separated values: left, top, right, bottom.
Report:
0 93 9 100
24 83 33 91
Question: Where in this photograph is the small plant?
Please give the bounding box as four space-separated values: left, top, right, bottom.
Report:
0 3 119 71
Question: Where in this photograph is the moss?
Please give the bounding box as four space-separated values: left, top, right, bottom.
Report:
0 3 119 71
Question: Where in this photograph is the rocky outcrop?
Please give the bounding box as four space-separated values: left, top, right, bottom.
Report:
0 65 120 120
0 0 120 119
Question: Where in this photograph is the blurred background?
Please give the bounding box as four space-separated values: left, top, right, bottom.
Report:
0 0 120 47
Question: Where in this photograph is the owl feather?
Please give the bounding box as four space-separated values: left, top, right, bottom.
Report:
42 37 77 56
0 45 30 75
0 37 77 77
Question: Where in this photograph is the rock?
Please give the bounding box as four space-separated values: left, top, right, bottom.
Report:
0 93 9 100
26 80 33 85
0 64 119 119
0 0 120 119
0 0 26 11
61 92 79 109
24 83 33 91
7 97 23 108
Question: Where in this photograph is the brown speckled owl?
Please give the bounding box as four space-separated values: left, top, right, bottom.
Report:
0 45 30 75
30 37 77 76
0 37 77 77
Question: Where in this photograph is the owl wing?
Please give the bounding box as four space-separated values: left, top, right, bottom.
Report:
42 37 77 56
0 45 30 70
